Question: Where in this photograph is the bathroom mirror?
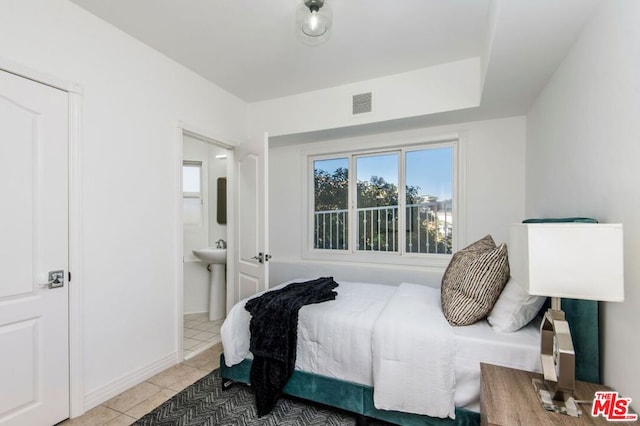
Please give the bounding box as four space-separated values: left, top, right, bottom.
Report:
217 177 227 224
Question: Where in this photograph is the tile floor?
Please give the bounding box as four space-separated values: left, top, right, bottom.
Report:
59 314 225 425
59 343 223 426
183 312 224 360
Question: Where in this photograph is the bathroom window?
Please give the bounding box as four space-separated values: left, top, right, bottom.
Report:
183 161 203 226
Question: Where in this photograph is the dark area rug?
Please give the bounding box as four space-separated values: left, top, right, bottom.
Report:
134 369 380 425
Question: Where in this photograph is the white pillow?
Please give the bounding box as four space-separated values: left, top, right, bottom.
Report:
487 277 547 332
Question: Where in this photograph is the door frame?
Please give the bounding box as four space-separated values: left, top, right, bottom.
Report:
175 122 236 361
0 58 84 417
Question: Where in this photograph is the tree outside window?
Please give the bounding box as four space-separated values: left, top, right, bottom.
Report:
312 144 454 256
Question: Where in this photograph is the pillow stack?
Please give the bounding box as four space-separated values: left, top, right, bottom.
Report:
441 235 510 326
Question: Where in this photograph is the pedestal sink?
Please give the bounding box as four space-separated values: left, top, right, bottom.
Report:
192 247 226 321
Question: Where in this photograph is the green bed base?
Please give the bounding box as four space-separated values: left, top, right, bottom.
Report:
220 355 479 425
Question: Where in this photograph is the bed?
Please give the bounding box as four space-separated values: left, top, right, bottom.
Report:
219 279 599 425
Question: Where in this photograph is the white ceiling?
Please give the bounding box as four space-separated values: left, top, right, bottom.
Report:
70 0 602 113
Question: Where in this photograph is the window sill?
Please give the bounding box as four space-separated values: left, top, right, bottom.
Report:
302 249 452 269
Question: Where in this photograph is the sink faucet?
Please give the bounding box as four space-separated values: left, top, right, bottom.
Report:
215 239 227 249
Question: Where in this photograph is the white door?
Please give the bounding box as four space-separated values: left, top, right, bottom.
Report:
233 132 269 303
0 70 69 426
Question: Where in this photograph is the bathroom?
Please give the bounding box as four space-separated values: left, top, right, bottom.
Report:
182 132 229 359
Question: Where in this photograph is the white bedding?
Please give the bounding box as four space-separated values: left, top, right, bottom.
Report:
221 279 540 416
452 313 542 411
372 283 455 418
222 280 395 385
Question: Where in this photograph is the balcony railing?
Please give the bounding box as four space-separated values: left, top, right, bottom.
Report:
314 209 349 250
314 201 452 254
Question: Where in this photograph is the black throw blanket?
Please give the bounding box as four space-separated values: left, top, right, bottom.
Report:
244 277 339 416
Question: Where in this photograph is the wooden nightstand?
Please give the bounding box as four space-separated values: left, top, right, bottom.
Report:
480 363 637 425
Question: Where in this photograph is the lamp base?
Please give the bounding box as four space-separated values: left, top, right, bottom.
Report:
533 378 582 417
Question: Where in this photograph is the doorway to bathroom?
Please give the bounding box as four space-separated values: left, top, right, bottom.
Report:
178 127 233 360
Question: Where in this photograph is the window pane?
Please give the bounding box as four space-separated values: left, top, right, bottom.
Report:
405 147 453 254
314 158 349 250
356 154 399 252
183 164 201 193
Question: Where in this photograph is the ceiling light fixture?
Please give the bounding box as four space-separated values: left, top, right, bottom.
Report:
297 0 332 45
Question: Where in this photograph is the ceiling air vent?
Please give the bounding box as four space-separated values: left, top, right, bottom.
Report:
352 92 372 115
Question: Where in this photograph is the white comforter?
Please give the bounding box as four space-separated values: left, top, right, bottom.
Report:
221 280 456 418
222 280 396 386
372 283 455 418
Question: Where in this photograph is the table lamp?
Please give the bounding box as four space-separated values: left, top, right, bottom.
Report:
510 223 624 417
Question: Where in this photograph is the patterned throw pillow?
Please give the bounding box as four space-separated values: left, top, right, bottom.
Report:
441 236 510 326
441 235 496 304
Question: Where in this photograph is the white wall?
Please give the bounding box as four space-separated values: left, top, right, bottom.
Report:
249 58 481 139
0 0 247 411
269 116 526 285
183 263 210 314
183 136 211 261
183 136 209 313
208 149 228 247
526 0 639 405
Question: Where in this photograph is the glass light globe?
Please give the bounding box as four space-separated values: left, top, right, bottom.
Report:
302 9 328 37
296 0 332 45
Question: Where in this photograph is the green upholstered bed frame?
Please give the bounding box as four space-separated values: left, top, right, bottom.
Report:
220 355 480 425
219 299 599 425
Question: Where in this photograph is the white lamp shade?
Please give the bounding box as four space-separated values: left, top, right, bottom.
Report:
510 223 624 302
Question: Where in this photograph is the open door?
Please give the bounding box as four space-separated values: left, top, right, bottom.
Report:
232 132 269 304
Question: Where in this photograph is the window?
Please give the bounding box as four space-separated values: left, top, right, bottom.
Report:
356 153 399 252
183 161 203 226
404 147 453 255
311 142 455 260
313 158 349 250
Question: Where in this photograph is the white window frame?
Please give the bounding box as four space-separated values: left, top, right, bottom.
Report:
303 137 464 268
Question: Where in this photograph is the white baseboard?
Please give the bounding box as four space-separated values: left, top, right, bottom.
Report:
184 309 208 315
82 352 178 413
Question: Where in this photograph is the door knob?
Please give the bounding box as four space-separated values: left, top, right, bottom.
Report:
39 270 64 289
251 253 272 264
